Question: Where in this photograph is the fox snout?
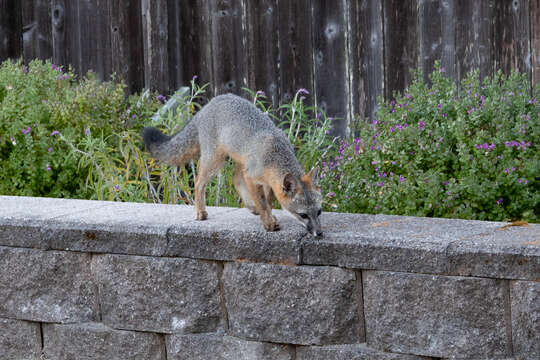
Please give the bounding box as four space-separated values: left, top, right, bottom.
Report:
296 210 323 237
306 218 323 237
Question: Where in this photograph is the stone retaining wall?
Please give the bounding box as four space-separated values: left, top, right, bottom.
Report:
0 196 538 359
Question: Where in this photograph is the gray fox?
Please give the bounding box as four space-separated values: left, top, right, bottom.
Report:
143 94 323 236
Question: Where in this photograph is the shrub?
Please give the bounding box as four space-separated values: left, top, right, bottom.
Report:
320 62 539 222
0 59 161 199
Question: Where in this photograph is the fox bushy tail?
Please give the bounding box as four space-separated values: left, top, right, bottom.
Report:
142 122 200 165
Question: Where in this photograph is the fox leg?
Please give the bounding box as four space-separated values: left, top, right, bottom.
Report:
194 154 225 220
263 185 275 210
242 175 279 231
233 166 259 215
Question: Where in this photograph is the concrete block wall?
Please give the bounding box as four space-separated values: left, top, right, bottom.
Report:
0 196 538 360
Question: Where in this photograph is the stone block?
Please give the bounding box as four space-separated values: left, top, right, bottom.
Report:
363 271 509 358
38 201 197 256
296 344 430 359
166 334 292 360
302 213 502 275
222 262 362 345
93 254 222 334
447 224 540 280
42 322 165 360
166 208 304 264
511 280 540 357
0 246 98 323
0 317 41 360
0 196 108 249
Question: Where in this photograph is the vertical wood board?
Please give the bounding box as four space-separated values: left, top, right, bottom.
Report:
493 0 531 80
179 0 214 98
246 0 280 108
210 0 248 96
0 0 23 61
278 0 314 105
312 0 348 136
109 0 144 94
419 0 457 81
383 0 419 100
142 0 169 93
348 0 384 124
455 0 495 82
532 0 540 88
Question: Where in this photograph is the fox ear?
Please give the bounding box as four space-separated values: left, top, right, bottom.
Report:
282 173 297 196
302 167 320 188
309 167 320 187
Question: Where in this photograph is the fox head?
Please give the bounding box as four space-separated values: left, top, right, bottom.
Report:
280 168 323 237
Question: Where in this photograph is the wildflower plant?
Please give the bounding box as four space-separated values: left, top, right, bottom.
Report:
321 62 538 222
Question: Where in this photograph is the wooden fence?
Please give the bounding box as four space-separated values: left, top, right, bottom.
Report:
1 0 539 136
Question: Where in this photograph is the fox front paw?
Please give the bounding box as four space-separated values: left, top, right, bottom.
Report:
196 210 208 221
263 216 280 232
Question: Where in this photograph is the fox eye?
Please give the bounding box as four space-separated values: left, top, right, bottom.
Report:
317 209 322 216
299 213 309 219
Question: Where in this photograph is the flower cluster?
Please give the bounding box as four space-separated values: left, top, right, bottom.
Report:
504 140 531 150
319 61 538 222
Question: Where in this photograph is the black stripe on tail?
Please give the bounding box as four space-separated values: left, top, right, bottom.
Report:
142 127 171 150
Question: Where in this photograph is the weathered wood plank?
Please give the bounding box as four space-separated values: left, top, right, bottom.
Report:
246 0 280 108
77 0 112 80
383 0 419 99
532 0 540 89
455 0 495 81
210 0 248 96
109 0 144 94
167 0 184 91
142 0 169 93
419 0 456 80
179 0 213 97
348 0 384 124
0 0 23 62
312 0 348 136
278 0 314 105
493 0 531 79
21 0 53 63
51 0 81 71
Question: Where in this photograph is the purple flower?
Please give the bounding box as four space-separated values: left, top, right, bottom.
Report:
51 130 60 136
256 90 266 97
377 181 384 187
46 163 51 171
192 75 198 81
297 88 309 95
84 128 90 136
399 175 405 183
21 126 31 135
327 192 336 198
157 94 167 103
437 103 442 110
48 147 53 152
496 198 503 205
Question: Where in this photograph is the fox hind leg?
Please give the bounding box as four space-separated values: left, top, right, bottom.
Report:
194 154 225 220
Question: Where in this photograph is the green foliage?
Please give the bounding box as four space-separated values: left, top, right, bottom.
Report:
3 58 536 223
0 59 161 199
320 62 539 222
